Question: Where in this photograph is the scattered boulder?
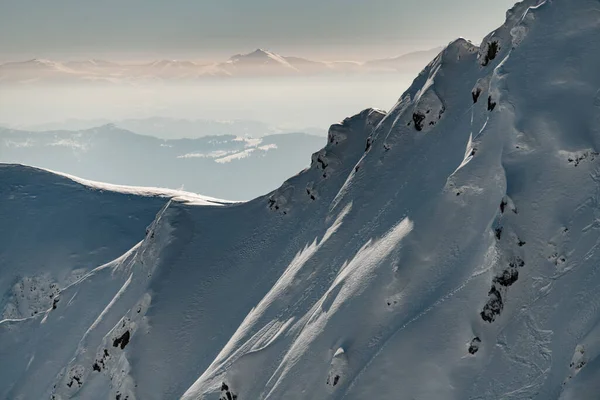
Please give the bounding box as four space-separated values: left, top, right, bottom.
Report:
326 347 348 390
500 199 507 213
412 112 426 131
495 227 503 240
481 285 503 323
113 330 130 350
564 344 587 385
65 365 84 389
481 257 524 323
566 151 599 166
365 136 373 152
468 337 482 354
92 348 110 372
220 382 238 400
472 88 482 103
493 266 519 287
482 41 500 66
488 96 497 111
3 274 61 319
411 87 445 132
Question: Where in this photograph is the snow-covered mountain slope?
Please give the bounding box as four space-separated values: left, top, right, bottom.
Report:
0 164 228 398
0 59 81 83
221 49 301 76
4 0 600 399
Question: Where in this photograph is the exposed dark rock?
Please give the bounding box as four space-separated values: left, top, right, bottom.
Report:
493 267 519 287
92 363 101 372
333 375 340 386
365 136 373 152
412 112 426 131
500 199 507 213
481 286 503 323
513 257 525 268
482 41 499 66
468 337 482 354
316 155 328 170
472 88 482 103
495 227 503 240
487 96 497 111
220 382 238 400
113 330 131 350
568 151 599 166
67 375 82 388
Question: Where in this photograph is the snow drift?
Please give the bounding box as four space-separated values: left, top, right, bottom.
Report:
3 0 600 399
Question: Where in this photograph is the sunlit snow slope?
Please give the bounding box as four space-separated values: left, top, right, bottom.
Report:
4 0 600 399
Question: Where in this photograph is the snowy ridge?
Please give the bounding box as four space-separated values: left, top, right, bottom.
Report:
5 0 600 399
38 166 233 205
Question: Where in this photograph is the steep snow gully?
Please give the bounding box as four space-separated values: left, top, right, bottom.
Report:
4 0 600 398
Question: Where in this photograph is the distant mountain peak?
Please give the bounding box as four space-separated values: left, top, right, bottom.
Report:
229 48 288 63
249 48 271 56
22 58 61 68
224 48 299 73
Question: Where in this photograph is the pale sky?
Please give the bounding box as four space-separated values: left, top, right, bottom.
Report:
0 0 517 62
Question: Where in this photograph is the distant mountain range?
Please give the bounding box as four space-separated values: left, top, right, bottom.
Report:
1 117 325 139
0 124 324 200
0 47 443 84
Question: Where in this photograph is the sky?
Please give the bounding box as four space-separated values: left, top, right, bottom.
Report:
0 0 517 62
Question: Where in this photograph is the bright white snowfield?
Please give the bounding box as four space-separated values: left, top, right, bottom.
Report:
3 0 600 398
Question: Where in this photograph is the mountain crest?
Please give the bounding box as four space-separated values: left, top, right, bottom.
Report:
267 108 385 215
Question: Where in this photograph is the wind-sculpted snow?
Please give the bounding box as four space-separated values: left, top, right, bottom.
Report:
0 165 229 399
5 0 600 398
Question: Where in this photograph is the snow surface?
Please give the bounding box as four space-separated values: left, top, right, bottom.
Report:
4 0 600 399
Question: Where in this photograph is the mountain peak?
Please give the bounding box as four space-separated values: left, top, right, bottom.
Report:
224 48 299 74
249 48 271 56
229 48 285 62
